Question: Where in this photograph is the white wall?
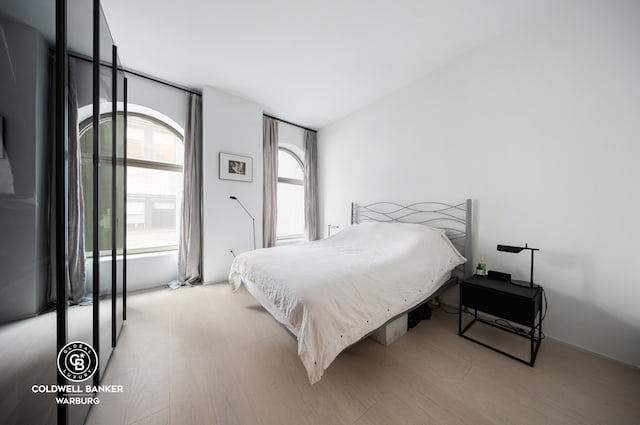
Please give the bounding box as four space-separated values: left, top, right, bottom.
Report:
318 0 640 367
202 86 263 284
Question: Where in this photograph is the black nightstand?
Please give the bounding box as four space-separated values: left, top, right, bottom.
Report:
459 274 543 366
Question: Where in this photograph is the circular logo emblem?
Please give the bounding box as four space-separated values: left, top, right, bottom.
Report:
57 341 99 382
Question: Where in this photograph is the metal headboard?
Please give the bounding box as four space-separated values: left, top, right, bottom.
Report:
351 199 473 279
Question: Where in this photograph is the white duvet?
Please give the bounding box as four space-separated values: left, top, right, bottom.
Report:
228 222 466 383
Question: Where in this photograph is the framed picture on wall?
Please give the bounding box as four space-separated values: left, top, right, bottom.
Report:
219 152 253 182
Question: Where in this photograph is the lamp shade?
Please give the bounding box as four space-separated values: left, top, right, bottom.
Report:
497 244 525 253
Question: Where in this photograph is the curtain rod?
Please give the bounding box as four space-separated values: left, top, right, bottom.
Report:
65 53 314 125
66 51 202 97
122 67 202 97
263 114 316 133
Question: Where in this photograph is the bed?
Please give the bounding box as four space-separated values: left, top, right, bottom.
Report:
228 200 473 383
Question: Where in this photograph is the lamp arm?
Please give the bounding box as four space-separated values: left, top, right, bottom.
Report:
234 199 255 220
252 217 256 250
230 196 257 250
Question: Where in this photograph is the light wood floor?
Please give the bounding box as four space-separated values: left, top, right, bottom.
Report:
87 284 640 425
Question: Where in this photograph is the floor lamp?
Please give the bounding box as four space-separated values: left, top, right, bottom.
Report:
230 196 256 250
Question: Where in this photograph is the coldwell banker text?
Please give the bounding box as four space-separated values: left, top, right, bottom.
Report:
32 385 124 405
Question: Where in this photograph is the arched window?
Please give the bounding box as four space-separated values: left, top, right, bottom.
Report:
80 112 184 254
277 147 305 241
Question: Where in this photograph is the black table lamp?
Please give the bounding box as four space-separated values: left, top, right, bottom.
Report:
230 196 256 250
497 244 539 287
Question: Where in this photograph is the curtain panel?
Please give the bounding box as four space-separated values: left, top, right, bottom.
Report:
67 58 87 302
304 130 319 241
262 117 278 248
177 94 203 285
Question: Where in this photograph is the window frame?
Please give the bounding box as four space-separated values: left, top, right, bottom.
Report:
276 146 305 242
79 112 184 256
124 112 184 174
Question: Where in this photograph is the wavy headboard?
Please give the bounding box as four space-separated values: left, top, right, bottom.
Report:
351 199 473 279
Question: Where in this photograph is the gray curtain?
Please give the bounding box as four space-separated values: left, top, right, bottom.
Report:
176 94 203 286
67 58 86 302
263 117 278 248
304 130 319 241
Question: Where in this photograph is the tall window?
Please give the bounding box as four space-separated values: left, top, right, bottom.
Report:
276 147 304 241
126 114 183 253
80 113 183 255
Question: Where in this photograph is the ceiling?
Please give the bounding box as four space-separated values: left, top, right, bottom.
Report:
101 0 566 129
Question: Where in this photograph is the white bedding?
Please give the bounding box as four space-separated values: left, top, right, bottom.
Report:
228 222 466 383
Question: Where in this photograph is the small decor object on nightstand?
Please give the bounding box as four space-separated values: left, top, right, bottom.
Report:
475 256 487 276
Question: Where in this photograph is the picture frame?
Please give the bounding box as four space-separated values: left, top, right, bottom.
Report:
219 152 253 182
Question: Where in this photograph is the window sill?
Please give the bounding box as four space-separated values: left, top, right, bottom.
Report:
276 237 306 247
85 250 178 260
127 250 178 260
